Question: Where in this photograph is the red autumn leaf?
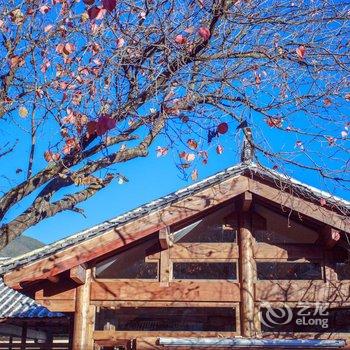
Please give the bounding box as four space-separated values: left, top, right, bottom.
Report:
179 151 195 162
39 5 50 14
40 59 51 73
102 0 116 11
217 122 228 134
83 0 95 4
296 45 306 60
198 27 210 40
10 55 25 69
255 73 261 85
63 43 75 55
156 146 168 157
345 93 350 101
88 6 100 20
187 139 198 150
323 98 332 106
116 38 125 48
266 117 283 128
191 169 198 181
326 136 335 146
63 138 79 155
216 145 224 154
44 151 60 162
175 35 187 45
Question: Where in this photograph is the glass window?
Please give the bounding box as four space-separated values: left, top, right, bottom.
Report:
176 207 237 243
95 239 158 279
96 307 236 332
257 262 322 280
173 262 237 280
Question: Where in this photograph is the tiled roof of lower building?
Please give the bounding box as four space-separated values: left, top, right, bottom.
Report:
0 278 65 319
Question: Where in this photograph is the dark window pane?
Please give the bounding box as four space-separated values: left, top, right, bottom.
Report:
257 262 322 280
95 240 158 279
173 262 236 280
176 207 237 243
96 307 236 332
261 307 350 333
335 263 350 280
179 224 236 243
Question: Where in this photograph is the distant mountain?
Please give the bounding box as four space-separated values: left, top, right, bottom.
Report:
0 235 44 258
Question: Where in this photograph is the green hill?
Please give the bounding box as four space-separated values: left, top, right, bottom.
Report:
0 235 44 258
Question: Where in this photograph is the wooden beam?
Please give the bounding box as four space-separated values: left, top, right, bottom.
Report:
236 191 253 212
253 243 323 260
159 226 172 250
70 265 86 285
90 280 241 302
72 269 92 350
35 299 75 312
5 176 249 289
237 210 260 337
170 243 239 260
248 178 350 233
322 226 341 249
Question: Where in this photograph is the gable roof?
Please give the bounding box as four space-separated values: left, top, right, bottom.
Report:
1 162 349 288
0 278 64 319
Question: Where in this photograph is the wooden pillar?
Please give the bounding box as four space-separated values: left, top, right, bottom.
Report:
20 323 27 350
237 192 260 337
72 268 93 350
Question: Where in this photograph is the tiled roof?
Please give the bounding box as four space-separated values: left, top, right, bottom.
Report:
0 278 64 319
0 163 349 276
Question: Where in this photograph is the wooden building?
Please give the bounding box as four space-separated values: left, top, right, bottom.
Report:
0 153 349 349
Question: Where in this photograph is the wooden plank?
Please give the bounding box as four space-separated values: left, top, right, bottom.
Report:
5 176 249 289
253 243 323 260
35 299 75 312
70 265 86 285
72 269 92 350
91 280 241 302
35 286 75 300
255 280 350 302
170 243 239 260
248 178 350 233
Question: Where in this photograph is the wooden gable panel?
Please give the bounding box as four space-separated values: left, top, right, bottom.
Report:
5 176 248 289
248 179 350 233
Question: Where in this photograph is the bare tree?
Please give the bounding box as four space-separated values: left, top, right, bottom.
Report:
0 0 349 248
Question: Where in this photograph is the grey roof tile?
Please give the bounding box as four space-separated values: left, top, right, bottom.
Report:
0 278 65 319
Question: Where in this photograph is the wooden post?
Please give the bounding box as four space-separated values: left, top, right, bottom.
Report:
237 192 260 337
20 323 27 350
72 268 93 350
